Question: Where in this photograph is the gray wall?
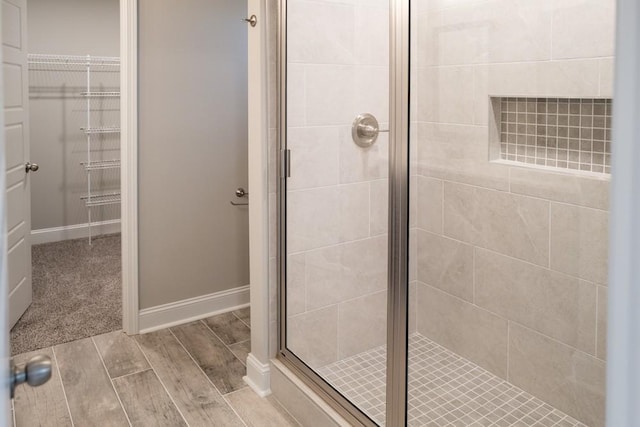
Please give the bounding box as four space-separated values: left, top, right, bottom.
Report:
28 0 120 230
138 0 249 309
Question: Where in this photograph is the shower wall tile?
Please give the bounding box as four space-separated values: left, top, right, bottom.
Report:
287 254 306 316
443 182 550 266
475 248 597 354
287 306 338 369
409 282 417 334
339 129 389 184
305 65 356 126
287 64 306 127
484 60 601 98
484 0 553 63
409 229 417 283
550 203 609 285
415 5 487 67
369 179 388 236
287 183 369 252
596 286 608 360
508 323 606 427
417 283 508 378
337 291 387 359
509 167 610 210
354 66 389 123
416 123 510 191
304 236 387 311
288 1 355 65
416 176 443 233
416 66 475 125
417 231 474 302
354 5 389 66
416 0 554 67
287 127 339 190
599 58 615 98
551 0 616 60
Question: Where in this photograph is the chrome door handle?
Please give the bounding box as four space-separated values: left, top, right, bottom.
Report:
25 162 39 173
243 15 257 27
10 355 52 398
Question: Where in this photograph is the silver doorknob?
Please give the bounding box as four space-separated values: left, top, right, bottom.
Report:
243 15 257 27
25 162 39 173
235 188 248 198
10 355 52 398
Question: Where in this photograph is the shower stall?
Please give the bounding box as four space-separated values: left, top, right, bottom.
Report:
277 0 613 425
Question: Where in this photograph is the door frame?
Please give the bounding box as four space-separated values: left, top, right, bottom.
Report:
606 0 640 424
274 0 410 425
120 0 138 334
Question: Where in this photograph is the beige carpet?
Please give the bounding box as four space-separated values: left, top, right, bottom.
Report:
10 234 121 355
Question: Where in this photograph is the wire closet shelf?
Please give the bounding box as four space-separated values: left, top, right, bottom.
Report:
28 54 121 244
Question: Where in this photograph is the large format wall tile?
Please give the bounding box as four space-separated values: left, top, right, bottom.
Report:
287 254 306 316
509 323 606 427
287 127 339 190
417 230 474 302
339 128 389 184
288 1 355 65
443 182 550 266
370 179 389 236
550 203 608 285
551 0 616 60
597 285 607 360
304 236 387 311
416 123 510 191
288 306 339 369
287 183 369 252
416 283 508 378
417 176 443 233
485 60 601 97
305 65 356 127
509 167 609 210
475 248 597 354
416 66 475 125
338 291 387 359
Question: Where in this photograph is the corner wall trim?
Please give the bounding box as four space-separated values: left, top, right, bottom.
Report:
244 353 272 397
31 219 121 245
121 0 139 335
138 285 250 334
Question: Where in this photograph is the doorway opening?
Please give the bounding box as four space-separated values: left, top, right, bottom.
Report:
9 0 122 355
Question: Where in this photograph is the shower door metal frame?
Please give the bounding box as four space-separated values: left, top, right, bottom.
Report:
276 0 411 425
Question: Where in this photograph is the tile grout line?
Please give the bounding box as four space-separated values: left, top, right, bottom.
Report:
90 337 133 427
167 328 249 427
131 335 191 427
51 346 75 427
200 318 250 367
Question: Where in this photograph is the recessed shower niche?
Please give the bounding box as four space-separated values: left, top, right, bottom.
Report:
491 97 612 174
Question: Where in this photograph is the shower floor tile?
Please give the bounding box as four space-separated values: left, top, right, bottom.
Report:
318 333 588 427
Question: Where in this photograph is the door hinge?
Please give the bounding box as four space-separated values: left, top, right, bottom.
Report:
280 149 291 178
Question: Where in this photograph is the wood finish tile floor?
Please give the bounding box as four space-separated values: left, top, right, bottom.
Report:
12 308 300 427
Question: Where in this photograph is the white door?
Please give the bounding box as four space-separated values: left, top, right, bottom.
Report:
2 0 32 330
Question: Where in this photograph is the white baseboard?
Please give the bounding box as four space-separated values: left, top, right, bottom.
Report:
138 285 250 334
31 219 121 245
244 353 271 397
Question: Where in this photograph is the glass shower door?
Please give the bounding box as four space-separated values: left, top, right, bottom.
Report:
280 0 392 424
